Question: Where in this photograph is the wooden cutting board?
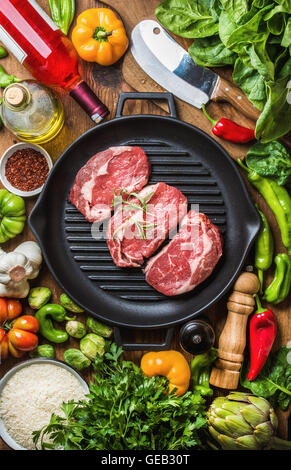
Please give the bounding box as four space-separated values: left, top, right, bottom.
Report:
103 0 291 434
0 0 289 449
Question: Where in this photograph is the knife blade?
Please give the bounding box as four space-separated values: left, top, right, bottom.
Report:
131 20 259 121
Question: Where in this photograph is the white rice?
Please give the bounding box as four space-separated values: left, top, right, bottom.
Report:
0 363 86 450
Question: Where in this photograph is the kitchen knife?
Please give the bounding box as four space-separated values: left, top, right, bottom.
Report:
131 20 260 121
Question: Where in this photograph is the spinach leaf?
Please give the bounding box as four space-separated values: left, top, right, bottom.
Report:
155 0 219 38
281 17 291 47
219 0 249 22
233 57 266 109
255 74 291 142
240 346 291 411
246 140 291 186
188 35 237 66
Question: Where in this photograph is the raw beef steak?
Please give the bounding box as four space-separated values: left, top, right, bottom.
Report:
144 210 223 296
107 182 188 268
70 146 151 223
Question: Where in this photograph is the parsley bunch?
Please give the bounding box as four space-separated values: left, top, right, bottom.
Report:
33 343 207 450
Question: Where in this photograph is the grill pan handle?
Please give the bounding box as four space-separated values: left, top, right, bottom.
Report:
115 92 177 118
114 327 175 351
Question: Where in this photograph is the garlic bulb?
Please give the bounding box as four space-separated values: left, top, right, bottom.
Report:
0 241 42 298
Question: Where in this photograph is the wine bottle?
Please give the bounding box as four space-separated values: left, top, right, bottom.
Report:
0 0 109 123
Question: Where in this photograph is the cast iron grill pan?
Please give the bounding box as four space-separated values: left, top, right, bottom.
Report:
29 93 260 334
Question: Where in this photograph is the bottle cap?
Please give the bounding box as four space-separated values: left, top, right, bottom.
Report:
70 81 109 123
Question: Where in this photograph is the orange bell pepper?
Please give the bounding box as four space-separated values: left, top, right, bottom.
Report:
141 350 191 396
72 8 128 66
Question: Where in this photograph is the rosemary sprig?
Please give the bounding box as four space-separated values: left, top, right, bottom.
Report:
111 188 157 240
111 188 154 214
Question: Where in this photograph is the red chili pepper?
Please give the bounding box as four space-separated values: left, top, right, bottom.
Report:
202 105 255 143
248 295 277 381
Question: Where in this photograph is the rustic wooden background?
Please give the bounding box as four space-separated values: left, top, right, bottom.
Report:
0 0 290 449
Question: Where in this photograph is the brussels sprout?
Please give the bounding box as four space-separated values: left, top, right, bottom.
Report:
66 321 86 339
60 293 84 313
64 348 91 371
28 287 52 310
29 344 55 359
86 317 113 338
80 333 105 361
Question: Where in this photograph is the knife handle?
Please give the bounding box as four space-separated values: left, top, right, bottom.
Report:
211 77 260 122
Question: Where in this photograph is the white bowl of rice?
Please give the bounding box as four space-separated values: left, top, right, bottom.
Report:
0 358 89 450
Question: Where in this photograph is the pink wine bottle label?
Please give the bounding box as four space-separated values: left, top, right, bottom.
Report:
70 81 109 123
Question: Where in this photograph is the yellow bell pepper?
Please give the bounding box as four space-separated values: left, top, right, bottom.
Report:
141 350 191 396
72 8 128 66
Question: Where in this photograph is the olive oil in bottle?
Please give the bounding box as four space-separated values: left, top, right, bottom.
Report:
1 80 64 144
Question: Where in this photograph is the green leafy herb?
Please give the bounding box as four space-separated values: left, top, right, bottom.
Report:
246 140 291 186
33 343 207 450
156 0 291 142
240 345 291 410
188 35 237 67
111 189 156 240
155 0 219 39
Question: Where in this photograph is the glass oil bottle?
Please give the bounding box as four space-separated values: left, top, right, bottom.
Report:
0 80 64 144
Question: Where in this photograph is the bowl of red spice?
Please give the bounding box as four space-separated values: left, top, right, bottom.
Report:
0 143 53 197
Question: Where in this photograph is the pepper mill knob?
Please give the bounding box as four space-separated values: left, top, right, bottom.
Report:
210 272 260 390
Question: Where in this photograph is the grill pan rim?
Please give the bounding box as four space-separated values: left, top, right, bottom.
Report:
29 113 260 329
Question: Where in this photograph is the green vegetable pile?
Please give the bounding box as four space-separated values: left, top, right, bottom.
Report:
156 0 291 142
246 140 291 187
33 343 208 450
240 345 291 410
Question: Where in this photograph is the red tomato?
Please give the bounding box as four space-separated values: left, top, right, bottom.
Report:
7 299 22 320
0 298 22 323
12 315 39 333
0 299 8 324
8 329 38 352
8 341 25 358
0 328 9 361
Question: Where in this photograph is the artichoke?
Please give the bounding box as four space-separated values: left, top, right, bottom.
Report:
207 392 291 450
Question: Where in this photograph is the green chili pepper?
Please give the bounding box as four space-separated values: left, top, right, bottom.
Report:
0 189 26 243
35 304 75 343
254 207 274 294
0 46 7 59
263 253 291 304
238 160 291 255
190 347 217 396
49 0 75 35
0 65 21 88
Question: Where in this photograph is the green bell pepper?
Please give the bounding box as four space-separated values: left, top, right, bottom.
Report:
263 253 291 304
0 189 26 243
254 207 274 294
190 348 218 397
35 304 75 343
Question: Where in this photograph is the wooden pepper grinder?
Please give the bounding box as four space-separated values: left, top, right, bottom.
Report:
210 272 260 390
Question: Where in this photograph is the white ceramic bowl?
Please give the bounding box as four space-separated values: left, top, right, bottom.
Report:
0 358 89 450
0 142 53 197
